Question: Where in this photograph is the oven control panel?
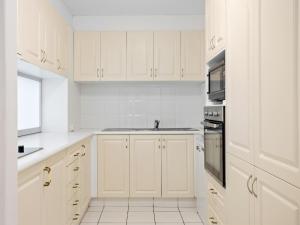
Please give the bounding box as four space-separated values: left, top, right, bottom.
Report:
204 106 225 122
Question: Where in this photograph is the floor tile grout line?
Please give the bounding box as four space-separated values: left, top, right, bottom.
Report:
178 206 186 225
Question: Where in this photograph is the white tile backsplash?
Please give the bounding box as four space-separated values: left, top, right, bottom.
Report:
80 82 205 129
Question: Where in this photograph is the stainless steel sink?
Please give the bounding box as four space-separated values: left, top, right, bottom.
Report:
102 128 198 132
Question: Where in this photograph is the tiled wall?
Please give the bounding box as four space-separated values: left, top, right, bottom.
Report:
80 82 205 129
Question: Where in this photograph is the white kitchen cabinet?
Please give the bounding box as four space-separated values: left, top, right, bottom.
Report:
181 31 205 81
227 154 300 225
162 135 194 197
205 0 226 62
74 32 101 81
98 135 130 197
252 0 300 189
79 141 91 214
40 0 57 73
18 164 44 225
17 0 42 65
130 135 162 197
100 32 127 81
43 153 65 225
227 0 300 188
154 31 181 81
127 32 154 81
226 0 255 164
226 154 255 225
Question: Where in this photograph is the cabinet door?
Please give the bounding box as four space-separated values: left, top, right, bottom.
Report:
226 0 255 164
40 0 57 72
181 31 205 81
55 17 68 76
162 135 194 197
130 135 161 197
80 141 91 213
74 32 100 81
98 135 130 197
205 0 214 61
226 154 255 225
100 32 127 81
17 0 42 64
214 0 226 53
154 31 181 80
127 32 154 81
254 167 300 225
18 165 43 225
43 155 65 225
253 0 300 188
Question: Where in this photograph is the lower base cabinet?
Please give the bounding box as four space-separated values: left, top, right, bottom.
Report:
227 154 300 225
18 137 91 225
98 134 194 198
130 135 162 197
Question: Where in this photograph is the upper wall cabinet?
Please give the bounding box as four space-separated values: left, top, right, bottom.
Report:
101 32 127 81
127 32 154 81
154 31 181 81
74 32 101 81
17 0 42 65
181 31 205 81
205 0 226 62
75 31 205 82
17 0 71 76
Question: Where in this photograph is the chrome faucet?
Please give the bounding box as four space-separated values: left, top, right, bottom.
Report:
154 120 160 129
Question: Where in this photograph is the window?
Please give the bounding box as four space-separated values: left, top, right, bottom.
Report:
17 73 42 136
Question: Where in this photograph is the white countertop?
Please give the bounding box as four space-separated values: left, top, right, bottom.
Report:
18 128 203 172
18 131 93 172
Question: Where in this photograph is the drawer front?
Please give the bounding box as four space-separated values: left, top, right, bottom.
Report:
208 182 225 222
66 194 80 225
67 160 80 184
208 205 225 225
67 147 81 166
67 180 80 201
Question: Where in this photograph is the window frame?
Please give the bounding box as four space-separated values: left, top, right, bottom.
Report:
17 72 42 137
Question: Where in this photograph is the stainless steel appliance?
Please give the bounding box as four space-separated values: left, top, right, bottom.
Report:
207 60 225 102
18 146 43 158
203 106 225 187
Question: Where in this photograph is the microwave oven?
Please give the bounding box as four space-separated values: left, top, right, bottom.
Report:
207 60 225 102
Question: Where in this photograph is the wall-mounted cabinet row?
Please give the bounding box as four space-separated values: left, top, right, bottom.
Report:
18 138 91 225
17 0 72 76
97 135 194 198
74 31 205 82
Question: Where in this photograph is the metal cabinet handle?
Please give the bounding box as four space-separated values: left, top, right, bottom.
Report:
150 68 153 77
181 68 184 78
155 68 158 78
44 180 51 187
74 153 80 157
97 68 100 78
44 167 51 174
73 166 80 172
247 175 253 194
101 68 104 78
43 52 47 63
41 50 44 62
252 177 258 198
82 144 86 148
81 153 86 157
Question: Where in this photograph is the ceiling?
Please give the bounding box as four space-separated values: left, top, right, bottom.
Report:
62 0 204 16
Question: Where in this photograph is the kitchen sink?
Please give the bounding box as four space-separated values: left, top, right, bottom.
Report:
102 128 198 132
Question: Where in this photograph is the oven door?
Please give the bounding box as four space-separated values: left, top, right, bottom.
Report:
204 120 225 187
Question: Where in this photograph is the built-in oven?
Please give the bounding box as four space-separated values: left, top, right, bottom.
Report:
203 106 225 187
207 60 225 102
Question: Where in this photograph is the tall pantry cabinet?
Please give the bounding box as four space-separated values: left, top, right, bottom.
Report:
226 0 300 224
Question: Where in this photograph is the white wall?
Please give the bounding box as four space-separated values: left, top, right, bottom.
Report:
49 0 73 26
0 0 17 224
80 82 206 129
73 15 205 31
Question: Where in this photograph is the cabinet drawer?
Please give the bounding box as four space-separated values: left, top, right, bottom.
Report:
66 197 80 225
207 182 225 222
67 147 81 166
67 160 80 184
67 180 80 201
208 205 225 225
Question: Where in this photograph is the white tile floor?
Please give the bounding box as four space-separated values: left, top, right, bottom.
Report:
81 198 203 225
